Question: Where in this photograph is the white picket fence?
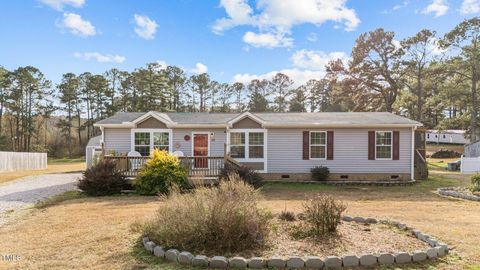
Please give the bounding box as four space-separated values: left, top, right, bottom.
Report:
0 151 47 172
461 155 480 174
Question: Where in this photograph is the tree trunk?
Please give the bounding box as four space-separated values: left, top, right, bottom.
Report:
471 63 478 142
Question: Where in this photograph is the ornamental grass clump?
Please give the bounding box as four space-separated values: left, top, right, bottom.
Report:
134 149 189 195
143 174 271 255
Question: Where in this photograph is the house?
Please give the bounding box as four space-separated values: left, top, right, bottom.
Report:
91 111 426 182
426 130 469 145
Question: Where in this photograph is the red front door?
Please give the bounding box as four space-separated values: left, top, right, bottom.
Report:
193 134 208 168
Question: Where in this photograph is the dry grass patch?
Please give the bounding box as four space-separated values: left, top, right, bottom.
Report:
0 173 479 269
0 159 85 185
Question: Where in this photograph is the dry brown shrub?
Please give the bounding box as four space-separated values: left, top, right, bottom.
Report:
294 194 346 238
143 173 271 255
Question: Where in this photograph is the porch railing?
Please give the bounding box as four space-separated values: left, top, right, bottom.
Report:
103 155 237 179
103 156 149 178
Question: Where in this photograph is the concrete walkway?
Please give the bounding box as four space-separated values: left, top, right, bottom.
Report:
0 173 81 225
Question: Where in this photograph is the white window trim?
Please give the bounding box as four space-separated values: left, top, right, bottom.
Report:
309 131 327 160
227 129 267 173
130 128 173 156
375 131 393 160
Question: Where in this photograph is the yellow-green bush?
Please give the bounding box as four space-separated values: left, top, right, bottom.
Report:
471 173 480 192
143 174 271 255
134 149 188 195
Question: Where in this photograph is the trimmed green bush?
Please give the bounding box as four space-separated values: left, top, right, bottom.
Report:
311 166 330 181
78 159 128 196
471 173 480 192
143 174 271 254
134 149 189 195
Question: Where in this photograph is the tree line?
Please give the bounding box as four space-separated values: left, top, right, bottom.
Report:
0 17 479 157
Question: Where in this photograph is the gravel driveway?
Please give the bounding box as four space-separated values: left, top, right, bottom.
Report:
0 173 81 225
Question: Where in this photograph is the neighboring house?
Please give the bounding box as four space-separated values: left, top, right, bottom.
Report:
426 130 469 144
92 111 425 182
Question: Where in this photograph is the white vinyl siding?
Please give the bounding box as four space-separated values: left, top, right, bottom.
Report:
172 128 226 157
267 128 412 174
104 128 131 155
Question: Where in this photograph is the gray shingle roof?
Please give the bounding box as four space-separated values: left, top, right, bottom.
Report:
95 111 421 126
86 135 102 147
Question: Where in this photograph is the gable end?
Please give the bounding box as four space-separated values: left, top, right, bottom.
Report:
232 116 263 129
136 117 168 128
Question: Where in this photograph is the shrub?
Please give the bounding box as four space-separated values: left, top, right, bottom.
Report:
431 149 462 158
311 166 330 181
78 159 128 196
279 210 296 222
134 149 189 195
219 162 264 188
298 194 346 238
471 173 480 192
143 174 271 255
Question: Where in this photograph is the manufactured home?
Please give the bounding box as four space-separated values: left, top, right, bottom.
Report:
90 111 427 182
426 130 469 145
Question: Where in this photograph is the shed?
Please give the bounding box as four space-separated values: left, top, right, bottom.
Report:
86 135 102 168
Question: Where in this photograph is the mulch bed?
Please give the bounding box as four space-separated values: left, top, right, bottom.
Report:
235 219 429 258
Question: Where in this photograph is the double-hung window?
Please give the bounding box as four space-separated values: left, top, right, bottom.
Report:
133 130 170 156
230 132 246 158
375 131 392 159
229 131 265 160
310 131 326 159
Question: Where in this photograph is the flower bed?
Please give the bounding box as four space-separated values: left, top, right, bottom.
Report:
437 187 480 201
141 216 449 269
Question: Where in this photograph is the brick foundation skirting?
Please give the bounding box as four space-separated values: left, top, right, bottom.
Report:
262 173 412 182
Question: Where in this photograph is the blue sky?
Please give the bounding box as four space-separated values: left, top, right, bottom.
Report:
0 0 479 86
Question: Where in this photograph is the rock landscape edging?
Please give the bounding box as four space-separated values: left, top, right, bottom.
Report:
437 187 480 202
141 216 449 269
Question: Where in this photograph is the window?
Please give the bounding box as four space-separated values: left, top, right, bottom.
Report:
230 132 245 158
229 131 265 159
134 132 150 156
375 131 392 159
310 131 326 159
133 130 170 156
249 132 264 158
153 132 169 151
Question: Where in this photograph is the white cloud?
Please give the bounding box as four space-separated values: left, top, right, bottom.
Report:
234 68 325 87
213 0 360 48
381 0 409 14
460 0 480 14
39 0 85 11
291 49 348 70
134 14 158 40
422 0 449 17
60 13 96 36
243 31 293 48
156 60 168 70
234 49 348 86
74 52 125 63
191 63 208 74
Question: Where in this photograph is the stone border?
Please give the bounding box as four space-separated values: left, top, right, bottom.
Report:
141 216 449 269
437 187 480 202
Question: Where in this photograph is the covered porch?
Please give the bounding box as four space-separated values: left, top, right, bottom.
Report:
103 155 240 179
